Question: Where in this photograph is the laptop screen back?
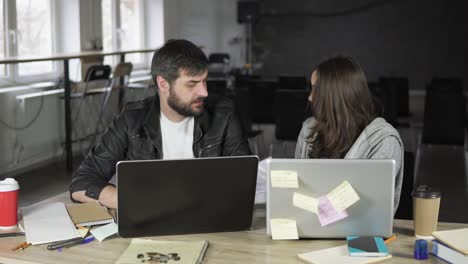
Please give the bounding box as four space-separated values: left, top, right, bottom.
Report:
266 159 395 238
117 156 258 238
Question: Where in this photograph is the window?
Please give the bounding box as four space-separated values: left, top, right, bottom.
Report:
0 0 56 84
102 0 145 68
0 0 5 77
16 0 54 75
119 0 143 64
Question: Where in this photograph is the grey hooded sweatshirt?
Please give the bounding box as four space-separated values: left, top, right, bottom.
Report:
295 117 404 214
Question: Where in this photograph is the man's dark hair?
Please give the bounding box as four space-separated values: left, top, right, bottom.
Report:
151 39 208 88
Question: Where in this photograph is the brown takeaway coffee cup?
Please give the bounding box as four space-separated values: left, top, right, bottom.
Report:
412 185 441 238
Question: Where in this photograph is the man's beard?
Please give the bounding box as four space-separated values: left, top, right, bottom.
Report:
167 88 205 117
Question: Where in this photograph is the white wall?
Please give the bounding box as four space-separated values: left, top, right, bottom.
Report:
0 88 65 175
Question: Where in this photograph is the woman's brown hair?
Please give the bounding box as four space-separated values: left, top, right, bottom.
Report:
307 56 376 158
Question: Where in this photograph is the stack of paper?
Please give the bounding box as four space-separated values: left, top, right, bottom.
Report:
254 158 268 204
432 228 468 255
22 202 80 245
431 228 468 263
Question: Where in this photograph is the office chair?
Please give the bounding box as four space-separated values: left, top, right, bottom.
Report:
278 76 307 90
415 80 466 207
429 78 463 94
370 81 398 127
70 64 112 156
379 77 410 118
90 62 133 147
234 87 264 157
207 79 229 97
270 89 309 157
249 80 278 124
421 83 465 145
208 53 231 78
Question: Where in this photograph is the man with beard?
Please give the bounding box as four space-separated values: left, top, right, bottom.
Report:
70 39 251 209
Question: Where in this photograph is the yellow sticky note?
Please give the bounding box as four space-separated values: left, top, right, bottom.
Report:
270 170 299 188
293 192 318 214
326 180 360 211
77 227 89 238
270 219 299 240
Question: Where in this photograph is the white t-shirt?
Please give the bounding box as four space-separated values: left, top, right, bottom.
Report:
160 112 195 159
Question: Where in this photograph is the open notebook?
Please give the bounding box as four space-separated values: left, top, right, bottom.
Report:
66 201 113 226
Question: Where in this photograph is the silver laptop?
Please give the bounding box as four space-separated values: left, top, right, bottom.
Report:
266 158 395 238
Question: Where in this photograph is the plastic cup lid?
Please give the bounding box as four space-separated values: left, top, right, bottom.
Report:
0 178 19 192
412 185 441 199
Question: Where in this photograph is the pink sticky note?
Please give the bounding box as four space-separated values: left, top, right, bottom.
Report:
317 196 348 226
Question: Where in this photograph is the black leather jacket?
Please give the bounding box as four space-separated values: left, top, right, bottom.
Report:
69 95 251 200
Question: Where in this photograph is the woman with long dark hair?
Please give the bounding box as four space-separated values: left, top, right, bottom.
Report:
295 56 404 213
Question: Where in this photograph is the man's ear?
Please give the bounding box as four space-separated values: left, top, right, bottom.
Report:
156 76 170 92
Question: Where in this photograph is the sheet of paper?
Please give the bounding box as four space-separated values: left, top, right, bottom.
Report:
116 239 208 264
22 202 80 245
270 218 299 240
293 192 318 214
317 196 348 226
90 222 118 242
270 170 299 188
326 180 360 211
255 158 268 204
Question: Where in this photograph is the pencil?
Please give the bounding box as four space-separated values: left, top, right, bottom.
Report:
20 243 32 250
384 234 397 244
12 242 27 251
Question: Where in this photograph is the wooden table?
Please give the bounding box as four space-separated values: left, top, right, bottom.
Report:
0 49 156 172
0 193 466 264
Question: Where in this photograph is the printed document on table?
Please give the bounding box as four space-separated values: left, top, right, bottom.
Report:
22 202 80 245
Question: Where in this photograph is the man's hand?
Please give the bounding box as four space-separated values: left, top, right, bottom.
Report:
98 185 117 209
71 185 117 209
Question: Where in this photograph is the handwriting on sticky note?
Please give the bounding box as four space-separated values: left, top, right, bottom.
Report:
90 222 118 242
317 196 348 226
270 219 299 240
293 192 318 214
270 170 299 188
326 180 360 211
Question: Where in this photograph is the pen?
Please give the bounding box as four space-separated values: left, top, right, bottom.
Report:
63 236 95 249
47 237 84 250
384 234 397 245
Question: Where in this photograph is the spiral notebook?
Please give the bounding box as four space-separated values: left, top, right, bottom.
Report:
66 201 114 226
